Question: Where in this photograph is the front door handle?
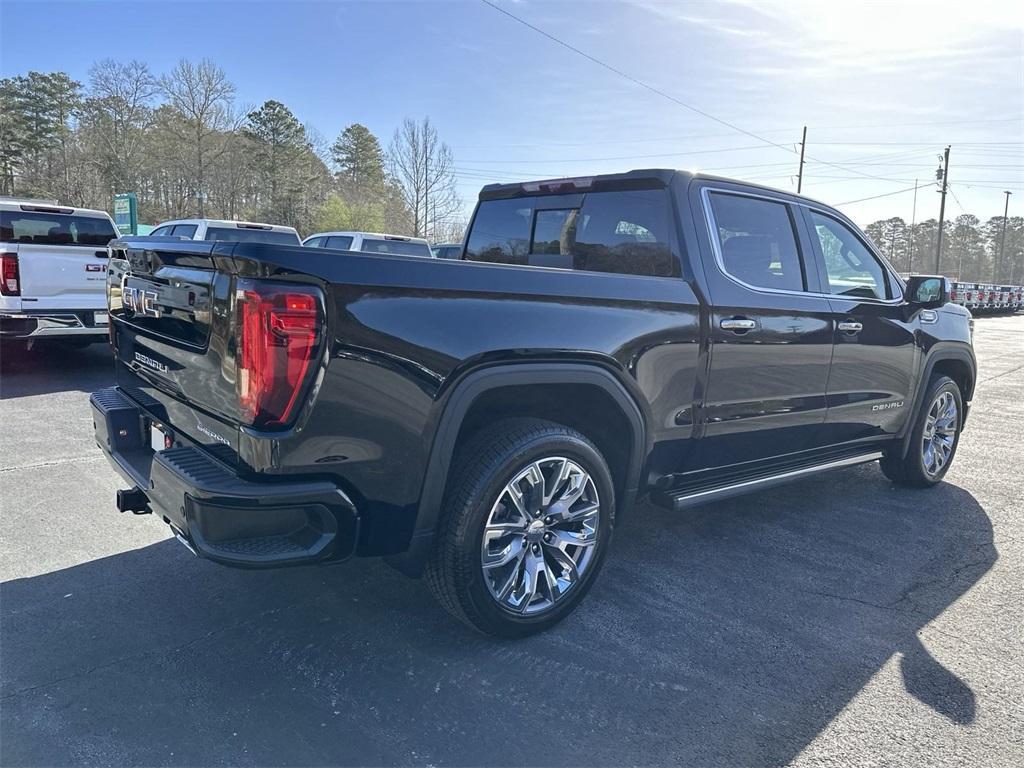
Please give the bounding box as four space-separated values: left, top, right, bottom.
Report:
720 318 757 332
838 321 863 333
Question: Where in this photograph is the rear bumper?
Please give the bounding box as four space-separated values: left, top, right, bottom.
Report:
90 386 359 568
1 310 108 339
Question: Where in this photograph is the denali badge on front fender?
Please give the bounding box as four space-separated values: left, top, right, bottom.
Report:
872 400 904 412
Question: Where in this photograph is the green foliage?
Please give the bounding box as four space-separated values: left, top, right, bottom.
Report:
864 214 1024 283
331 123 385 198
0 71 83 196
312 193 385 233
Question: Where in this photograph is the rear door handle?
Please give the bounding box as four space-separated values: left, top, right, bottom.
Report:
720 318 757 332
838 321 863 333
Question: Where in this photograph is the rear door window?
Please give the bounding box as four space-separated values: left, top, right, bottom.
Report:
170 224 197 239
707 192 806 292
1 211 117 246
324 235 354 250
464 189 678 277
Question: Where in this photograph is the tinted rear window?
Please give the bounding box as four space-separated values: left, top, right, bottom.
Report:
434 245 462 260
464 189 678 277
205 227 300 245
1 211 117 246
359 238 432 257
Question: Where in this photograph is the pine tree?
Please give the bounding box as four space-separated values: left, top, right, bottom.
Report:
331 123 385 200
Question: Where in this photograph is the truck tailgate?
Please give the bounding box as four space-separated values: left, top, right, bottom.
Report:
15 243 109 310
107 239 241 424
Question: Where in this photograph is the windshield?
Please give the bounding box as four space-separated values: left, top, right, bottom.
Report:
1 211 118 246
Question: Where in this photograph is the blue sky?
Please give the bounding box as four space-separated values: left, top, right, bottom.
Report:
2 0 1021 226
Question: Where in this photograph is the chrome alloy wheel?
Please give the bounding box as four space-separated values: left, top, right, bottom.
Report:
922 390 958 477
481 456 601 615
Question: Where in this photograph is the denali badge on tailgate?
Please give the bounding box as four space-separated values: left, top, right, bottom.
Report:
133 351 169 374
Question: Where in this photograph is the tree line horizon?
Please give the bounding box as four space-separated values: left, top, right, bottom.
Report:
0 60 464 243
1 59 1020 281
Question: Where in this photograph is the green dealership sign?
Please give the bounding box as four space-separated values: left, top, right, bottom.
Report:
113 192 138 235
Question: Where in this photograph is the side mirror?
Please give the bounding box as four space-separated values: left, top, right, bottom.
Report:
905 275 948 308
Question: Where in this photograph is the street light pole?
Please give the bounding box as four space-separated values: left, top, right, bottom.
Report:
997 190 1012 282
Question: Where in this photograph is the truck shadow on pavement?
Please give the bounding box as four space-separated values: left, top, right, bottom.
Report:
0 466 994 767
0 343 114 400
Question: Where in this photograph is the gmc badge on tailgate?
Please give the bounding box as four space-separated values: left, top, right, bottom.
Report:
122 281 161 318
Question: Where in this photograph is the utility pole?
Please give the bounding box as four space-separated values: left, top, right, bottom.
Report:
796 126 807 193
934 145 950 274
907 179 919 273
997 190 1012 281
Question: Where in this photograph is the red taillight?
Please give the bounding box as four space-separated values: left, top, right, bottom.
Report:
1 253 19 296
236 282 322 428
950 291 958 301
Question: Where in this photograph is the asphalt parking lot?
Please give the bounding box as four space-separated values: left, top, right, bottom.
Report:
1 316 1022 767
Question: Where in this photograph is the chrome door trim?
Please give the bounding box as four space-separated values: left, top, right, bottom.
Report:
698 185 906 306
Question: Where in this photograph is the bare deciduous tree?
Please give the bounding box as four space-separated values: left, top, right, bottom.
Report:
160 59 234 216
388 117 461 239
83 59 159 196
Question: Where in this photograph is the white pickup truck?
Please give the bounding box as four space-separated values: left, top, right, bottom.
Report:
1 199 119 346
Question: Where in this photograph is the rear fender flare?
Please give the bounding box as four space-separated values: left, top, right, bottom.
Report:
389 363 647 576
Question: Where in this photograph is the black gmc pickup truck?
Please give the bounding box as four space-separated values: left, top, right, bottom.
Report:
92 169 976 636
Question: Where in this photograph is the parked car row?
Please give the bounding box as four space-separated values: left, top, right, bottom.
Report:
948 281 1023 314
1 201 456 347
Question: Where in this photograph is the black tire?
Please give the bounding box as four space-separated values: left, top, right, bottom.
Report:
880 375 963 487
425 418 615 638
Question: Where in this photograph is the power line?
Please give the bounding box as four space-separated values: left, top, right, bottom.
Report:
459 143 771 164
948 185 967 213
835 186 922 205
451 119 1024 151
479 0 798 154
480 0 933 186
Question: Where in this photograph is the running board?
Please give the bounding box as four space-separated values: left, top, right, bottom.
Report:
654 451 884 511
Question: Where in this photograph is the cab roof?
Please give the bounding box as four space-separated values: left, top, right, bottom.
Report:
157 218 298 233
304 231 429 244
0 200 114 219
478 168 833 209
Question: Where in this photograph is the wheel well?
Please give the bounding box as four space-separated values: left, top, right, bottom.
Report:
453 383 637 510
931 358 974 402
